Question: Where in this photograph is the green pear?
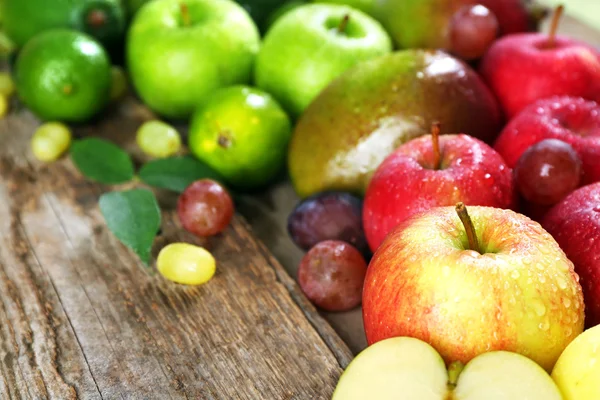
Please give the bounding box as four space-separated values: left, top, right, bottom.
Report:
287 49 502 198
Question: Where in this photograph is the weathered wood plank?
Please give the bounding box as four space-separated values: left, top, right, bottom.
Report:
0 101 352 398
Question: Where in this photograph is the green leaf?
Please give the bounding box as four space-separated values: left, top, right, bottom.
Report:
99 189 161 265
139 155 223 193
71 138 135 184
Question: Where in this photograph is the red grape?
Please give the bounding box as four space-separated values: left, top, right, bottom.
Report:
287 191 368 255
297 240 367 312
449 5 499 60
177 179 234 237
514 139 582 206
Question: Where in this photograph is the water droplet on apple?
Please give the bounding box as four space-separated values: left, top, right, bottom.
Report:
510 270 520 279
551 284 558 292
442 265 451 276
589 358 598 368
453 296 461 303
416 72 424 79
556 276 568 290
539 274 546 283
562 297 571 308
574 301 581 310
531 299 546 316
509 296 516 305
523 257 532 265
527 278 533 285
535 263 544 271
566 327 573 337
504 281 510 290
538 320 550 331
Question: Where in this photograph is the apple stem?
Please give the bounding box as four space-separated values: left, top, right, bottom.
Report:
63 84 73 95
180 2 191 27
547 4 564 47
455 202 481 254
447 361 465 388
337 14 350 34
432 122 442 170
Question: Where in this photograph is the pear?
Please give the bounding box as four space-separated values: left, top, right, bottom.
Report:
288 49 502 198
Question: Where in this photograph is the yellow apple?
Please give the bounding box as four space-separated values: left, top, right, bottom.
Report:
552 324 600 399
332 336 563 399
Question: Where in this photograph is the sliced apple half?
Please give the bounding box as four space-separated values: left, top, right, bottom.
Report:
332 337 562 400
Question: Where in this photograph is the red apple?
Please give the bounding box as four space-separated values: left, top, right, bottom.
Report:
362 204 585 372
542 182 600 329
479 7 600 119
363 128 515 252
494 96 600 185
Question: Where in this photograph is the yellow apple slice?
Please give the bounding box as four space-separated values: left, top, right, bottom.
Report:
552 324 600 400
453 351 562 400
332 337 448 400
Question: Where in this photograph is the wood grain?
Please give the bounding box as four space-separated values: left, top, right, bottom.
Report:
0 101 352 399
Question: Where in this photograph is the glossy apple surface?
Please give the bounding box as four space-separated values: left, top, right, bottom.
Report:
494 96 600 185
552 324 600 400
362 206 584 372
363 133 515 252
332 336 562 399
542 182 600 328
479 33 600 119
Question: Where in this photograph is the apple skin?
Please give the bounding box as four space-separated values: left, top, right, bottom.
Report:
542 182 600 329
363 133 516 252
362 206 585 372
551 324 600 400
126 0 260 119
255 4 392 118
479 34 600 119
494 96 600 186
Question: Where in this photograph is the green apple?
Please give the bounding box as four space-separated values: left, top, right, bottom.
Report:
333 337 563 399
552 324 600 399
362 204 585 372
254 3 392 118
126 0 260 119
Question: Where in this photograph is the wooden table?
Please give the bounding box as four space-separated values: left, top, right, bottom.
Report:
0 13 598 400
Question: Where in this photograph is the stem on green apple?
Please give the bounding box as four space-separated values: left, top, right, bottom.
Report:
180 2 191 27
337 14 350 34
432 122 442 170
547 4 564 48
447 361 465 389
455 202 481 254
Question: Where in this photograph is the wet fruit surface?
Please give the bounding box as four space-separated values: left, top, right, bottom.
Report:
177 179 234 237
157 242 216 285
514 138 582 206
297 240 367 312
287 191 368 255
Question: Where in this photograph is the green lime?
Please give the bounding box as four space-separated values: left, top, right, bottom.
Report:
136 120 182 158
188 85 292 190
14 29 111 122
2 0 125 50
31 122 73 162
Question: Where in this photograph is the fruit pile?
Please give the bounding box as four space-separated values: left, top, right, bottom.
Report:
2 0 600 398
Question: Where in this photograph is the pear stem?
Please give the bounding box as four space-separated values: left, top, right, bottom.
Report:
180 2 191 27
337 14 350 34
432 122 442 170
455 203 481 254
447 361 465 388
547 4 564 47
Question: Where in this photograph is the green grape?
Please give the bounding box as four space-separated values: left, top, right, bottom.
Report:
136 120 182 158
157 243 216 285
31 122 72 162
0 95 8 118
110 66 127 101
0 72 15 97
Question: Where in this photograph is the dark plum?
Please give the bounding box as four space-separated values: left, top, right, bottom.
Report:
287 191 368 255
177 179 234 237
297 240 367 312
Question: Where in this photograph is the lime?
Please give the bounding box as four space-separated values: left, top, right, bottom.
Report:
136 120 181 158
14 29 111 122
31 122 73 162
2 0 125 50
188 85 292 190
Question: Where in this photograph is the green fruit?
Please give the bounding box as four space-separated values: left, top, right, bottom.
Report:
136 120 182 158
126 0 260 120
31 122 73 162
255 4 392 118
124 0 151 17
264 0 306 32
157 243 216 286
188 85 292 190
2 0 126 50
15 29 111 122
288 50 502 198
